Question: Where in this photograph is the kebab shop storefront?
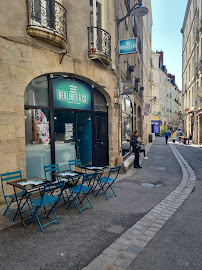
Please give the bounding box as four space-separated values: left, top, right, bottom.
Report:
25 75 109 178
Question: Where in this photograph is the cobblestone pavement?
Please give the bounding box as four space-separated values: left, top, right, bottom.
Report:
83 143 196 270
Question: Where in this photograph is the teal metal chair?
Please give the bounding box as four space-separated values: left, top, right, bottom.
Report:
67 172 97 214
69 159 82 172
1 171 28 222
95 166 121 200
44 164 71 202
44 164 59 181
28 181 65 232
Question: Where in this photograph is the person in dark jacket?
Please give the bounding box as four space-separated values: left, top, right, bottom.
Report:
131 130 142 168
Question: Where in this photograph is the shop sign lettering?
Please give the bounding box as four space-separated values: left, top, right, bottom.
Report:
53 78 91 110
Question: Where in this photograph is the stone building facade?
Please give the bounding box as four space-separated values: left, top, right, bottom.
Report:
119 0 152 159
0 0 153 200
142 0 153 144
0 0 121 200
181 0 202 144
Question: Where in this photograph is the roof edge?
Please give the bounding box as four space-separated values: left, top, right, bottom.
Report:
181 0 192 34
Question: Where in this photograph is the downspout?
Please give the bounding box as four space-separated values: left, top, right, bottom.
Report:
141 11 144 137
117 0 123 162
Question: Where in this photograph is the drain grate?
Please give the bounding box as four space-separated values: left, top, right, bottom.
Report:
140 182 164 188
140 183 154 188
150 166 166 171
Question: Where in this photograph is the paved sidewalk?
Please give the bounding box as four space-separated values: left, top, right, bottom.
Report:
0 137 184 270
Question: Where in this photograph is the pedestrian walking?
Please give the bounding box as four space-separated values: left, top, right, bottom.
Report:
164 131 170 144
171 130 177 143
131 130 147 168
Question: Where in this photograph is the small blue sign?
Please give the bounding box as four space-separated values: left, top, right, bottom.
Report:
119 38 137 55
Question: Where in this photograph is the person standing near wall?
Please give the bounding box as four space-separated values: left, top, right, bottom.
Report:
131 130 142 168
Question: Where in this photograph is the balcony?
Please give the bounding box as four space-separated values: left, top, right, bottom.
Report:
27 0 67 49
198 18 202 33
198 57 202 72
196 27 199 42
197 87 202 98
88 27 111 65
195 63 199 78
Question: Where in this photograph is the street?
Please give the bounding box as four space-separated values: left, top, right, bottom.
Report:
127 140 202 270
0 137 201 270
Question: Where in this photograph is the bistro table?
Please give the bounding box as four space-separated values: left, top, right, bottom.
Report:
81 166 109 193
7 177 50 227
51 170 85 187
51 170 86 204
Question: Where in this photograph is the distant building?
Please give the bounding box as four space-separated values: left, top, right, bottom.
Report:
151 51 182 134
181 0 202 144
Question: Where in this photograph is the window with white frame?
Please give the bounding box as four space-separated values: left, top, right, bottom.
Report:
90 0 104 29
89 0 111 57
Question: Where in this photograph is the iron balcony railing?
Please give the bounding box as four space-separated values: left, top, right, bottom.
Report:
196 27 199 41
28 0 67 40
88 27 111 59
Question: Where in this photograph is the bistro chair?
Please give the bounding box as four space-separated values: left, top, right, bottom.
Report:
69 159 82 172
28 181 65 232
44 164 59 181
44 164 71 202
67 172 97 214
95 166 121 200
1 171 28 222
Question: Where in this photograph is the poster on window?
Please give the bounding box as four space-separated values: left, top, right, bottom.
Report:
65 123 73 141
35 109 49 144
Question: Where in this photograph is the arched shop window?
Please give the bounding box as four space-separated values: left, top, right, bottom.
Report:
25 76 49 107
24 76 51 178
122 95 133 157
24 75 108 179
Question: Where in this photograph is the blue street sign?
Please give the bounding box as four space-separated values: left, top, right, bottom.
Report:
119 38 137 55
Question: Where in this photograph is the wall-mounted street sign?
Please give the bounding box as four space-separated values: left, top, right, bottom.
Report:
122 80 133 95
119 38 137 55
53 78 91 110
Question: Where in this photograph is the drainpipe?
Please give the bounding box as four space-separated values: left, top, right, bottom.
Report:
117 0 123 160
141 10 144 138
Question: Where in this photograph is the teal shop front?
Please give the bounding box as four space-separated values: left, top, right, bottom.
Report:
24 75 109 179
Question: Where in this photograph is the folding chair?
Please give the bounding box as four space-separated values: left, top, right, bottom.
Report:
1 171 29 222
28 181 65 232
67 172 97 214
69 159 82 172
44 164 70 202
95 166 121 200
44 164 59 181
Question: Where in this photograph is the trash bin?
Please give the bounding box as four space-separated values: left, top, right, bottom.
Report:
149 134 152 142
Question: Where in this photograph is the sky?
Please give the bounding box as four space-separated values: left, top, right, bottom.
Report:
151 0 188 90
